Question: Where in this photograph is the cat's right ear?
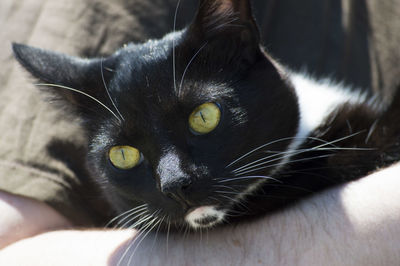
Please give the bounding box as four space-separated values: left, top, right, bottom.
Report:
188 0 260 65
191 0 259 38
12 43 114 118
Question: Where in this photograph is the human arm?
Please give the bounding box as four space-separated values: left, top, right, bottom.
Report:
1 164 400 266
0 190 72 249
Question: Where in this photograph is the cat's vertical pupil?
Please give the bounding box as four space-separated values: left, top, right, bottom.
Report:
109 146 142 169
200 112 206 122
189 102 221 134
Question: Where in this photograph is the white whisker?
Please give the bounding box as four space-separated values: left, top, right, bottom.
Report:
179 42 208 92
235 154 332 177
219 175 280 183
101 58 125 121
130 212 154 229
212 184 239 191
211 17 240 31
35 83 122 123
150 215 165 252
104 204 147 228
226 131 365 170
225 136 300 169
231 131 367 176
232 146 371 175
116 206 149 229
117 213 150 266
172 0 181 95
166 218 171 255
118 210 160 266
215 190 237 195
127 216 161 265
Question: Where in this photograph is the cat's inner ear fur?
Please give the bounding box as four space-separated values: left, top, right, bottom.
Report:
189 0 260 65
12 43 113 116
192 0 259 40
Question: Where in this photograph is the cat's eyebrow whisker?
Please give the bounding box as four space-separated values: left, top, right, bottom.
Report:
35 83 122 123
172 0 181 95
100 58 125 121
179 42 208 93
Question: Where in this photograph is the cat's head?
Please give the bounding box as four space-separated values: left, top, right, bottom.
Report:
13 0 299 229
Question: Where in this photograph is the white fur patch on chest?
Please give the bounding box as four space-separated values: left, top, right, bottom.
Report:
280 74 369 162
291 73 367 140
231 74 370 206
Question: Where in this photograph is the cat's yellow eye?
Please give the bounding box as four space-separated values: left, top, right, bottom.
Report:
109 146 142 170
189 103 221 135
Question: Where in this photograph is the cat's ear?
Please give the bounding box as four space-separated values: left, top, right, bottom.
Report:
194 0 257 29
192 0 258 34
189 0 260 62
12 43 115 118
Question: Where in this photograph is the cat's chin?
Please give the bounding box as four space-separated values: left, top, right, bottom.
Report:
184 205 226 229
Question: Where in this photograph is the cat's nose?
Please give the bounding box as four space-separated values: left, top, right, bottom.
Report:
160 179 193 205
157 150 193 205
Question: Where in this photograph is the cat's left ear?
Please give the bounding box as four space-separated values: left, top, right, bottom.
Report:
188 0 260 62
12 43 113 117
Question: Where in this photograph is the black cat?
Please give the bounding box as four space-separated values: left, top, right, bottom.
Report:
12 0 400 230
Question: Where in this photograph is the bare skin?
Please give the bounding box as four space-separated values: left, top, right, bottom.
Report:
1 164 400 265
0 191 72 249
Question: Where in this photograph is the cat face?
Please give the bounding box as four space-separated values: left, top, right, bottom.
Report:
13 0 299 229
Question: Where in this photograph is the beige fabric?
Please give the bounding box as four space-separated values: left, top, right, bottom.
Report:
0 0 130 225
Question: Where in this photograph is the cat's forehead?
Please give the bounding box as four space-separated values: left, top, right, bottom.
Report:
110 31 237 110
116 31 183 65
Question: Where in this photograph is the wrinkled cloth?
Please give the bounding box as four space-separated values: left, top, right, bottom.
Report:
1 0 400 226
